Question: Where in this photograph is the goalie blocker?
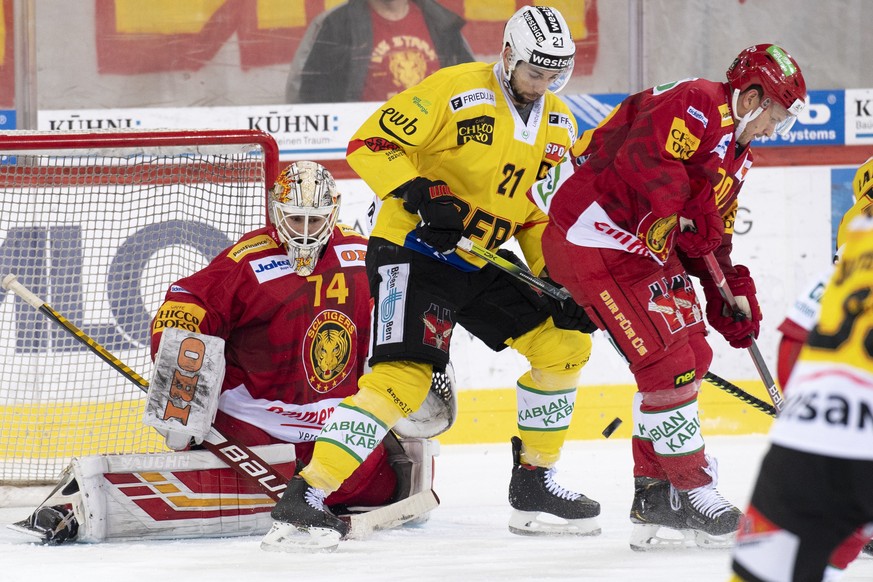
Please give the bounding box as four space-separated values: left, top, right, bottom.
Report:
8 437 437 544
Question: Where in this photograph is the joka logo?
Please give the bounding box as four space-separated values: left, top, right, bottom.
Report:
456 115 495 146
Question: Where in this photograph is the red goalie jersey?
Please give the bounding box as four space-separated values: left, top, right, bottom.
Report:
151 224 371 446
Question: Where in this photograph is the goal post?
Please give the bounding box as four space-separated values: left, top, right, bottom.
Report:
0 129 280 485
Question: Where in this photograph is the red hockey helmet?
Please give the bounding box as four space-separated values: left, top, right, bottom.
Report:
726 44 807 136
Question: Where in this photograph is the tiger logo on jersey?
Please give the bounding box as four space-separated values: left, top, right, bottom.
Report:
303 310 357 393
636 212 679 262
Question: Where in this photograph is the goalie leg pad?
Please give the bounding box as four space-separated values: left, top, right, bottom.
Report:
68 444 296 542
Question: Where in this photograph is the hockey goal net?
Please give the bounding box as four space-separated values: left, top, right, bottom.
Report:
0 129 279 486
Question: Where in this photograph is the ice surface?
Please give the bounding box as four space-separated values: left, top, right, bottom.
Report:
1 435 871 582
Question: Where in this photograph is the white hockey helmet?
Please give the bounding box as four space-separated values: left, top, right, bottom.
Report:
269 161 340 277
502 5 575 93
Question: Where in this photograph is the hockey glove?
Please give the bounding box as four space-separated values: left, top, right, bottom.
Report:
676 197 724 258
543 277 598 333
701 264 762 349
494 249 597 334
399 177 464 253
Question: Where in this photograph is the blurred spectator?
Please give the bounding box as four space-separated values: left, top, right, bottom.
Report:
286 0 474 103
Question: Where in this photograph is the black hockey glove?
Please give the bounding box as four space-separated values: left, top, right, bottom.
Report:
398 177 464 253
542 277 598 333
495 250 598 334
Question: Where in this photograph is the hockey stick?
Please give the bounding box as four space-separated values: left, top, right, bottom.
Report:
700 254 784 414
454 243 776 416
702 372 776 417
456 237 571 301
2 273 438 535
3 273 439 534
1 273 289 501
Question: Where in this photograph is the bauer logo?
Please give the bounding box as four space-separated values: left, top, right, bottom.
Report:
456 115 494 146
449 89 496 112
250 255 293 283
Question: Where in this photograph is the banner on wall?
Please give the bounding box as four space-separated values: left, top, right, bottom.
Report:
37 88 862 157
844 88 873 145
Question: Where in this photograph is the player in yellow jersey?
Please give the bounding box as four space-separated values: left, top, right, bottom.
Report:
731 205 873 580
263 6 599 552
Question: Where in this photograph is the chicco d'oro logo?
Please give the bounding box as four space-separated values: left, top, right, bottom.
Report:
378 107 419 147
303 310 356 393
456 115 494 146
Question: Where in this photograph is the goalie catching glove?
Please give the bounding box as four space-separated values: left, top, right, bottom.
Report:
398 177 465 253
701 264 762 349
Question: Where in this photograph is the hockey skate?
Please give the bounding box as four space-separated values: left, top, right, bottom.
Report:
507 436 601 536
629 477 695 551
261 475 349 553
7 504 79 545
629 457 741 551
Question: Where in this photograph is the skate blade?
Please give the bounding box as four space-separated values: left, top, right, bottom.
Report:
629 523 695 551
693 529 736 549
508 510 601 537
6 520 48 543
260 521 342 553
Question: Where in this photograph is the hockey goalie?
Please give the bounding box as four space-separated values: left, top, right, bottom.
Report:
8 161 453 545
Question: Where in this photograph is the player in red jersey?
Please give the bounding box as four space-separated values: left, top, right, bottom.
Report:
538 44 807 549
8 161 437 544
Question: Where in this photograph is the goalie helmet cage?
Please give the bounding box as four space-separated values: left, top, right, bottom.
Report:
0 129 279 486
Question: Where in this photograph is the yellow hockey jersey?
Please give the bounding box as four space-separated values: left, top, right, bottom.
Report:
771 209 873 460
346 61 577 273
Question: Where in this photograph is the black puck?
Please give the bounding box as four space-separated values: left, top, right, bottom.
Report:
602 417 623 438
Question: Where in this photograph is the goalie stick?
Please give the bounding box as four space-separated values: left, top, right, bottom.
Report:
701 254 784 414
1 273 437 537
456 240 776 417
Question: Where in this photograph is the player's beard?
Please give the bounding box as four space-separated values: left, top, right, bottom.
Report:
508 77 542 106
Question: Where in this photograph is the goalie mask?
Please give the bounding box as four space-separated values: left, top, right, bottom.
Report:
502 5 575 95
726 44 807 139
270 161 340 277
